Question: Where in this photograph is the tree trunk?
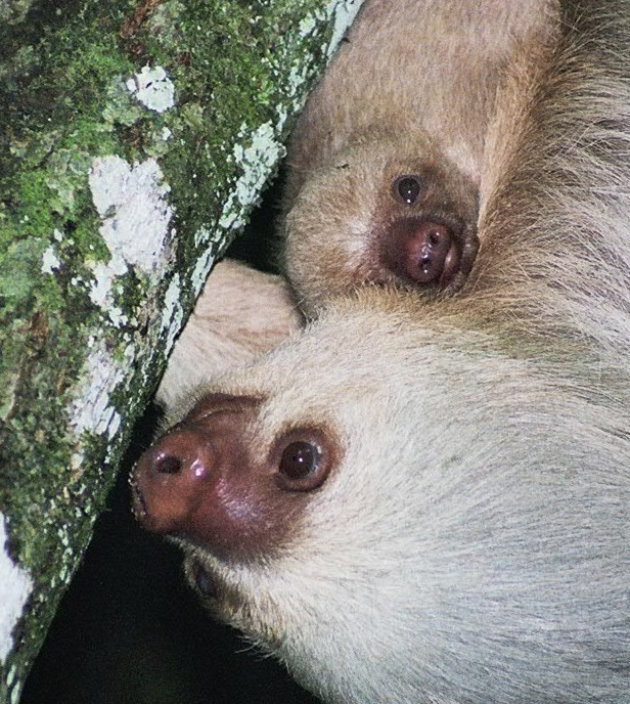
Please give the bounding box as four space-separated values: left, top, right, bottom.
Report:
0 1 363 700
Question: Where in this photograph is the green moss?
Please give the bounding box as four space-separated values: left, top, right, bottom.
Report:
149 1 332 250
0 238 46 308
0 0 35 25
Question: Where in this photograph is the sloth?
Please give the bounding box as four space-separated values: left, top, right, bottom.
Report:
281 132 481 312
137 1 630 702
278 0 557 314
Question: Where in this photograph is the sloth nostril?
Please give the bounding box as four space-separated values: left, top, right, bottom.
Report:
155 454 182 475
428 230 442 246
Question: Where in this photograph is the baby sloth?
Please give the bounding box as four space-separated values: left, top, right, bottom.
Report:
279 0 556 314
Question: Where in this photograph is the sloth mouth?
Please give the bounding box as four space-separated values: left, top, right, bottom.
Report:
445 223 479 292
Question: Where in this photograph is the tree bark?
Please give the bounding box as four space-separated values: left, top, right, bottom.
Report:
0 1 363 700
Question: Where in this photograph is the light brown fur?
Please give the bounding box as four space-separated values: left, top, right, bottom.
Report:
280 0 559 314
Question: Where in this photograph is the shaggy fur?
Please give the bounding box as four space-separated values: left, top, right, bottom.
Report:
280 0 559 313
143 1 630 702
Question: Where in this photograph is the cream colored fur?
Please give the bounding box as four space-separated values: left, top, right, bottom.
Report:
156 260 301 409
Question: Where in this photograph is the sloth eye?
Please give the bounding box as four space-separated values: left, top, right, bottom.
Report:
273 430 333 491
394 175 422 205
280 441 321 480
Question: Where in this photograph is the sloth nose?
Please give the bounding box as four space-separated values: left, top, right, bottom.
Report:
131 429 215 534
385 218 461 287
403 220 459 284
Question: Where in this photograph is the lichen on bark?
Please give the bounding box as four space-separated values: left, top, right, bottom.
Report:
0 0 364 701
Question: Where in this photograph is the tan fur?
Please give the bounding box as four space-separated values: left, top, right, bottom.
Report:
158 0 558 408
280 0 560 314
156 260 301 409
138 1 630 702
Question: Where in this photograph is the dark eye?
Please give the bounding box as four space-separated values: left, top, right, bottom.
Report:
394 175 422 205
280 441 321 480
273 429 334 492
